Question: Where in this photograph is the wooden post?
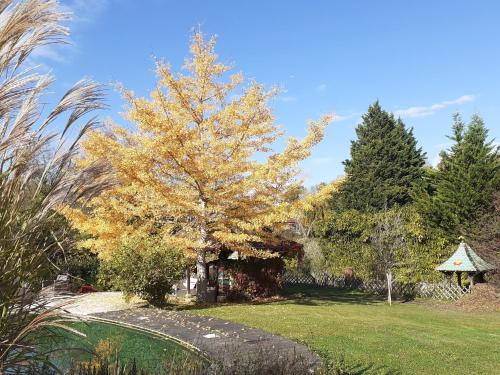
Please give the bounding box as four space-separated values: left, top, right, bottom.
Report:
468 273 475 287
445 272 453 286
386 270 392 306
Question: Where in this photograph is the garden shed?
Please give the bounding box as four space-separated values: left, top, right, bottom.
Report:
175 239 303 301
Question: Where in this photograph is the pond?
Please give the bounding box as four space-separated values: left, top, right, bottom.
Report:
38 320 203 373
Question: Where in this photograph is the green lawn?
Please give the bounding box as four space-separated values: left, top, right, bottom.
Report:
191 286 500 374
40 321 196 372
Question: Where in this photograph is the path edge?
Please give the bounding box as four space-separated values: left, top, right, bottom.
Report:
83 314 211 362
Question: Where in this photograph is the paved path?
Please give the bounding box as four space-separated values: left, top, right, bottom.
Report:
41 289 147 315
90 308 319 370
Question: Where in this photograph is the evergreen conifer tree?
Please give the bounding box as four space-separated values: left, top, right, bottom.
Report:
432 113 499 236
340 102 426 211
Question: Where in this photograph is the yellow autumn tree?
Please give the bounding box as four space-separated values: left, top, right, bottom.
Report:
296 178 345 239
66 33 332 301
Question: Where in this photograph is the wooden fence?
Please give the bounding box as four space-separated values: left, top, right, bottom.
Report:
283 273 471 301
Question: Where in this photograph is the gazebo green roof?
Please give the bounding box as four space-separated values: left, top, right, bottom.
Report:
436 242 495 273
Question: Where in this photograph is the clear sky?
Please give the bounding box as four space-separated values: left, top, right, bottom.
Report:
33 0 500 187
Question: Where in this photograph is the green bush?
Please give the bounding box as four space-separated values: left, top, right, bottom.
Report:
98 239 186 307
58 250 100 286
97 260 120 292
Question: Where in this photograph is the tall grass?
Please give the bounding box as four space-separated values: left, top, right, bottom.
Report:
0 0 110 373
21 352 358 375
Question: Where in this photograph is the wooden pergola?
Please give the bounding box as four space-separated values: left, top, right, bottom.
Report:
436 241 495 287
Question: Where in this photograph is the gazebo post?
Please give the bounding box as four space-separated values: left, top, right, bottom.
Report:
445 272 453 286
186 267 191 295
456 271 462 288
467 272 475 287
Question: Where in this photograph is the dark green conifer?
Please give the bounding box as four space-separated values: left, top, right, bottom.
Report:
432 113 499 235
340 101 426 211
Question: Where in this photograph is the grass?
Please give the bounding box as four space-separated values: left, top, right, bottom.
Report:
190 286 500 374
39 321 197 373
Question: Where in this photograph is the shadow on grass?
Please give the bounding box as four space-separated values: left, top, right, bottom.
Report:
174 285 386 311
282 285 386 306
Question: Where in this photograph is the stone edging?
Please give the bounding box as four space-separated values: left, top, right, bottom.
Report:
84 315 210 361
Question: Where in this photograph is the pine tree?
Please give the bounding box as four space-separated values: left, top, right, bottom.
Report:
340 102 426 211
432 114 499 236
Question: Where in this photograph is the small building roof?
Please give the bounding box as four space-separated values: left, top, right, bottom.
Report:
436 241 495 273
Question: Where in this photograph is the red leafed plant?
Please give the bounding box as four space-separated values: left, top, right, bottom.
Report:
78 284 98 293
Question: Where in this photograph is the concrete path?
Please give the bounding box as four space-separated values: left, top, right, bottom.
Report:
90 308 320 370
41 289 147 315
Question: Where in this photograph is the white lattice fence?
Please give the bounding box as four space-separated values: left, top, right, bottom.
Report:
283 273 317 285
417 283 470 300
283 273 362 288
359 280 386 294
359 280 415 296
283 273 471 300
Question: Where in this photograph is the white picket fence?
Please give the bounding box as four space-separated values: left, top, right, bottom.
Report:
283 273 471 301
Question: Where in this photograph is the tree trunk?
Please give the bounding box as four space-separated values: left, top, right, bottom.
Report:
214 264 219 302
196 249 208 302
386 270 392 306
186 267 191 295
196 197 211 303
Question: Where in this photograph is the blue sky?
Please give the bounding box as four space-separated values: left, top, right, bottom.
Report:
33 0 499 187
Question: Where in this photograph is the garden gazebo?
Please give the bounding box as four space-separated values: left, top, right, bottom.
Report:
436 241 495 287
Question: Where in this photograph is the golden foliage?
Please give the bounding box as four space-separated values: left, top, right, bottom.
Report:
300 178 344 213
66 32 332 259
293 178 344 239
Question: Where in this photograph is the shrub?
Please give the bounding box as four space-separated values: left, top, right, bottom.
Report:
97 260 120 291
57 250 100 290
222 258 284 300
79 284 98 293
99 240 186 307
